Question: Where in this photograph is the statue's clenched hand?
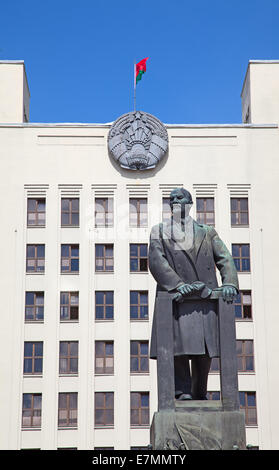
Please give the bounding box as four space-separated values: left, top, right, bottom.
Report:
177 283 194 296
172 283 193 302
222 285 238 304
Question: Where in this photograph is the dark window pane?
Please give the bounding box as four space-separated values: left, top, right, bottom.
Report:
61 245 69 257
61 213 70 225
240 199 248 210
241 245 250 257
242 259 250 271
240 213 248 225
71 245 79 257
130 291 138 304
34 358 42 373
27 245 35 257
232 245 239 257
234 259 240 271
130 259 138 271
234 305 242 318
37 245 45 257
71 259 79 272
95 245 104 257
130 306 138 319
247 393 256 407
140 245 147 257
130 245 138 257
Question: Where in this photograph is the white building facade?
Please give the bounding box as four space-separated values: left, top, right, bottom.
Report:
0 60 279 450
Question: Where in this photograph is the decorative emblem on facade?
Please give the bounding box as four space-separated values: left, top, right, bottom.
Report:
108 111 168 170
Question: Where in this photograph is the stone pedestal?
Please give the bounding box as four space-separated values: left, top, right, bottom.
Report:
150 401 246 450
150 292 247 450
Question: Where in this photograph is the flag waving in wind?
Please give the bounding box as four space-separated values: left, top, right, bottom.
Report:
135 57 149 84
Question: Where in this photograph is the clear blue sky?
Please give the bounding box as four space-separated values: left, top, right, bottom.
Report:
1 0 278 124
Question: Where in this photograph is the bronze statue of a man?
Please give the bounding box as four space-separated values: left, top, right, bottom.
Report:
149 188 239 400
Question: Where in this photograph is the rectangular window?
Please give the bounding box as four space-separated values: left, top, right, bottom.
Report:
236 340 254 372
61 198 79 226
196 198 215 226
239 392 257 426
130 341 149 373
95 291 114 320
130 392 149 426
130 291 148 320
130 244 148 272
234 291 252 320
58 392 78 428
27 198 46 227
231 198 249 226
59 341 78 375
60 292 79 321
61 244 79 273
95 392 114 427
162 197 171 223
25 292 44 322
232 244 250 272
95 341 114 374
26 244 45 273
129 198 148 227
22 393 42 428
95 198 113 227
23 342 43 375
95 244 114 272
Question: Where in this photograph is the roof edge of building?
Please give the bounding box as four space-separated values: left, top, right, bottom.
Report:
0 122 277 129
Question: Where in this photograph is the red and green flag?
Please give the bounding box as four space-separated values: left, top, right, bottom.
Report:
135 57 149 85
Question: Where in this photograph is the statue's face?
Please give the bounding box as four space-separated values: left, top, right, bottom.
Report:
170 188 192 218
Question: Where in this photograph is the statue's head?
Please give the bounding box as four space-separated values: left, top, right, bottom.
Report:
170 188 193 218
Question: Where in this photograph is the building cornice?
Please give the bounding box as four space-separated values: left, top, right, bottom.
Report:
0 122 277 129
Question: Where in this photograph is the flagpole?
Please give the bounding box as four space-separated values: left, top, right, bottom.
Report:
134 61 136 112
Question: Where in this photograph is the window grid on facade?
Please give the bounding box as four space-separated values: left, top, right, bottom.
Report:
239 392 257 426
129 198 148 227
130 392 149 426
130 244 148 272
95 291 114 320
26 244 45 273
59 341 78 375
95 198 113 227
27 198 46 227
236 340 254 372
23 342 43 375
196 197 215 225
231 198 249 226
95 392 114 427
60 292 79 321
234 291 252 320
162 197 171 223
95 341 114 375
232 244 250 272
58 392 78 428
61 244 79 273
25 292 44 322
130 291 148 320
22 393 42 428
95 244 114 272
130 341 149 373
61 198 79 226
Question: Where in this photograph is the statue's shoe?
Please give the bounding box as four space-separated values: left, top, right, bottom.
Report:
176 393 192 400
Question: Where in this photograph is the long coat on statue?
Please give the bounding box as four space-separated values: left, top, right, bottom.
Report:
149 218 239 359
